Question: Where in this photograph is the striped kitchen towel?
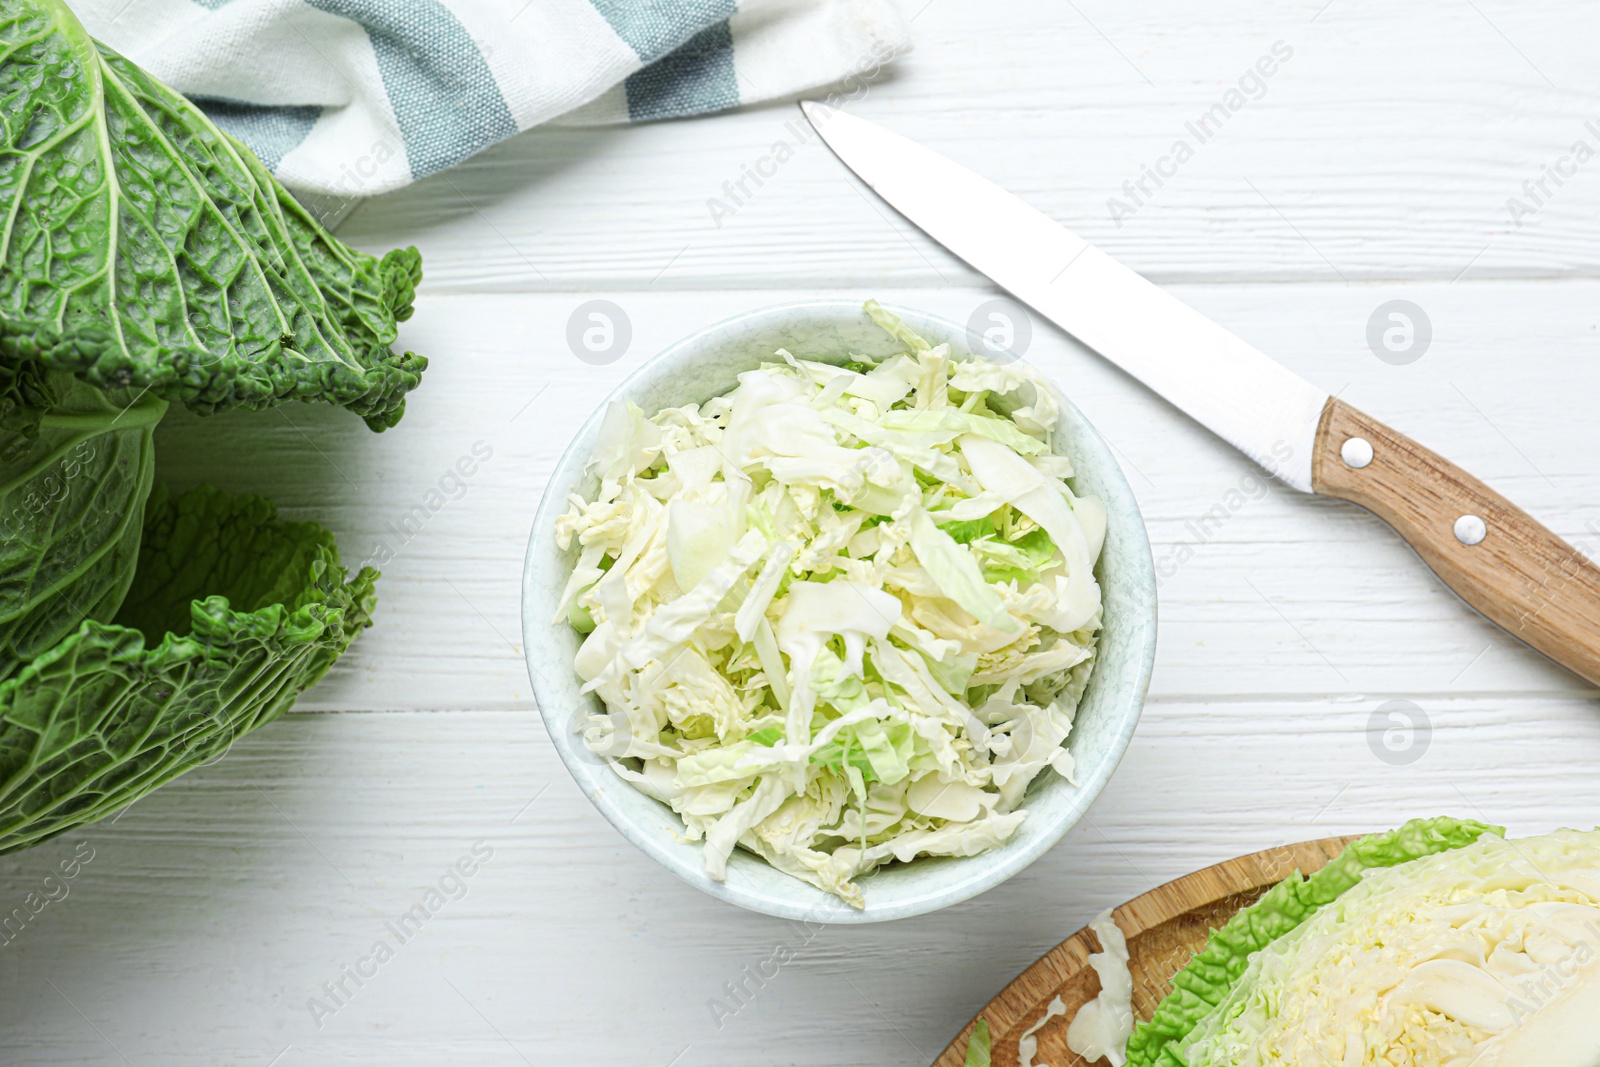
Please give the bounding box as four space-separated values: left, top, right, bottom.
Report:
72 0 910 197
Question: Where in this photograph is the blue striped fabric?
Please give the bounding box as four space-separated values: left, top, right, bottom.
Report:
199 99 322 170
305 0 517 181
624 20 738 122
587 0 735 63
82 0 913 195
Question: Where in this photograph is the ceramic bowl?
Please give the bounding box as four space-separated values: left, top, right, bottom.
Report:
522 300 1157 923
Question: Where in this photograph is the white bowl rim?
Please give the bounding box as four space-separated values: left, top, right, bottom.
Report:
521 298 1157 923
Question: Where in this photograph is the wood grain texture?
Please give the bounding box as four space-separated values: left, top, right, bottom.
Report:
148 284 1600 712
931 838 1356 1067
6 1 1600 1063
2 702 1595 1067
1313 397 1600 685
337 2 1600 292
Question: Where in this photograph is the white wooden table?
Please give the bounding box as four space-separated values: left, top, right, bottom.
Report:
7 2 1600 1064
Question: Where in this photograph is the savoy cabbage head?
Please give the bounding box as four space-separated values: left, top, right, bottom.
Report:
0 0 424 851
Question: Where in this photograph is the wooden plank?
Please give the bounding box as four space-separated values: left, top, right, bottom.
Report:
0 698 1593 1066
335 0 1600 290
150 283 1600 711
8 4 1600 1065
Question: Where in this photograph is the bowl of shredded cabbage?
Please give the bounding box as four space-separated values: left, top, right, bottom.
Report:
523 300 1156 921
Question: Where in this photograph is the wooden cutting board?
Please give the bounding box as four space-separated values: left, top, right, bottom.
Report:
931 836 1360 1067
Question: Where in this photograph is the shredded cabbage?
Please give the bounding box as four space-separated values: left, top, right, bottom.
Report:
1066 909 1134 1065
555 302 1104 907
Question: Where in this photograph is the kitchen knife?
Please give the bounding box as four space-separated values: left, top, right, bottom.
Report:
801 101 1600 687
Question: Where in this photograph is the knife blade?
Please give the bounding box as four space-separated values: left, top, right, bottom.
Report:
801 101 1328 492
801 101 1600 687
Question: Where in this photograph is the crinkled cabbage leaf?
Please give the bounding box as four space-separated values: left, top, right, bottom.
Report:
0 372 164 679
0 483 377 853
0 0 425 431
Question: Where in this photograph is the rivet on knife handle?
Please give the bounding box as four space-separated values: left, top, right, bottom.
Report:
1311 397 1600 686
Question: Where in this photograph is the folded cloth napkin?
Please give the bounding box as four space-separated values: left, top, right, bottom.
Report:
73 0 910 197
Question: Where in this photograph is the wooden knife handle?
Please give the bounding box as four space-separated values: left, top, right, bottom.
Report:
1311 397 1600 687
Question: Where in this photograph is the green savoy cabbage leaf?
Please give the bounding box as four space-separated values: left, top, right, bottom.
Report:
0 2 414 854
1125 816 1501 1067
964 1018 991 1067
0 371 164 679
0 0 425 431
0 483 377 853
